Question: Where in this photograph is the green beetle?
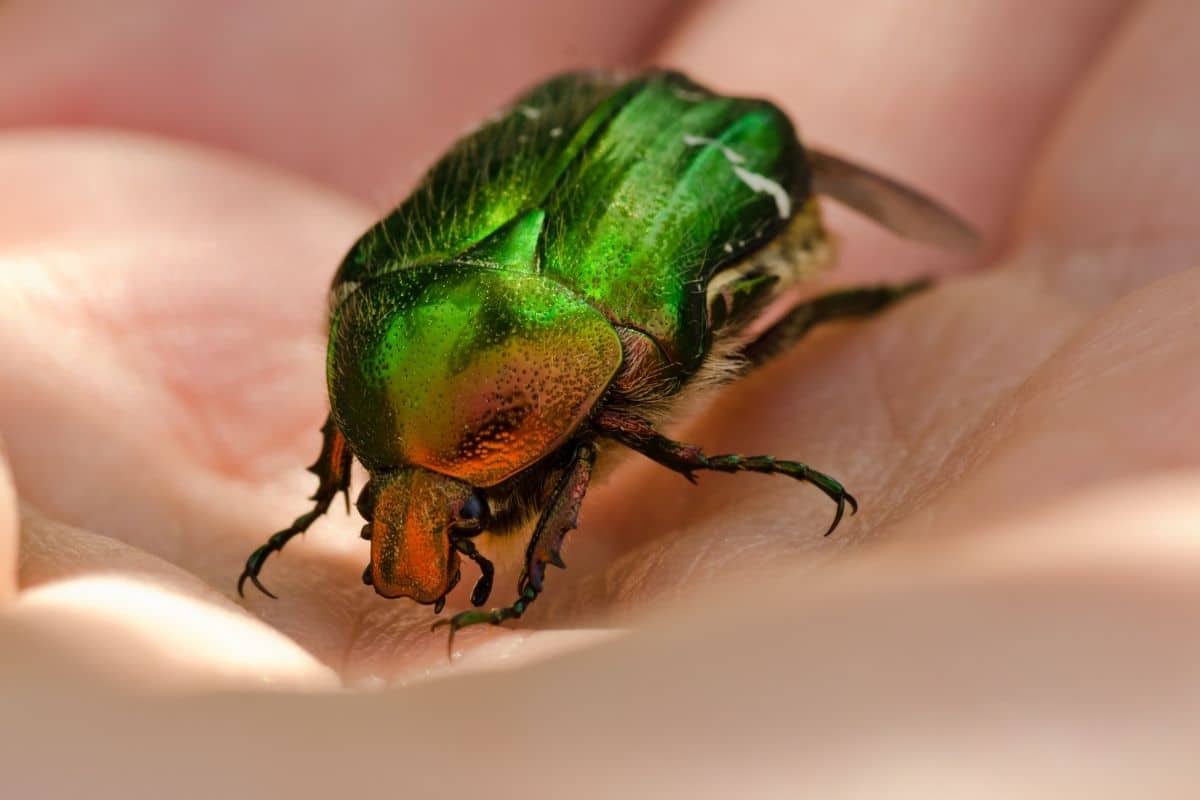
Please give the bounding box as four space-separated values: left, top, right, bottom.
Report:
238 70 976 635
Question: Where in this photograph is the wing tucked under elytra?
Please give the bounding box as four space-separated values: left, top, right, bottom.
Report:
808 149 980 251
538 72 807 373
333 72 633 292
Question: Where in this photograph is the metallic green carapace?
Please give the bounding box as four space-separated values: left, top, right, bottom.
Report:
336 71 804 373
240 70 977 640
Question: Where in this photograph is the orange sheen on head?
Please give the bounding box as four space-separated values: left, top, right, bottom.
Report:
368 469 471 603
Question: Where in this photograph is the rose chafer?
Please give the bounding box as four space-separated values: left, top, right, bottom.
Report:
239 70 976 637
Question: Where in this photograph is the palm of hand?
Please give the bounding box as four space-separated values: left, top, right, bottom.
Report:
1 1 1197 703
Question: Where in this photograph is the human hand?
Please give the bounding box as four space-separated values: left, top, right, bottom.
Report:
2 1 1198 795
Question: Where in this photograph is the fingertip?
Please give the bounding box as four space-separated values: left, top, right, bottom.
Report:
11 574 339 691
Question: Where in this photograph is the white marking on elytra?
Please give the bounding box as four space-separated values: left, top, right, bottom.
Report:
519 105 542 120
682 134 746 164
733 165 791 219
549 127 563 138
683 133 792 219
723 242 733 253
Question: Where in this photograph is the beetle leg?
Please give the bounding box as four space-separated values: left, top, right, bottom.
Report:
433 442 596 654
450 536 496 608
595 410 855 537
741 281 930 370
238 417 353 599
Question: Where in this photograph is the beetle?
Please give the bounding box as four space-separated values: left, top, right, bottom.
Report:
238 70 976 637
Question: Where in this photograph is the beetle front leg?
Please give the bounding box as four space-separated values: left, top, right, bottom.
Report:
450 536 496 608
433 442 597 651
238 417 353 598
596 410 855 536
741 281 930 370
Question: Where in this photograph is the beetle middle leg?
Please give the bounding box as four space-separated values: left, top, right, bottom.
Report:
433 443 596 652
596 410 855 536
238 416 353 598
741 280 930 370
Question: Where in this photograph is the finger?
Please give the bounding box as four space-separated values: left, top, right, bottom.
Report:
10 579 338 690
8 484 1200 795
13 508 337 689
0 0 684 202
1019 0 1200 292
20 504 230 592
657 0 1127 280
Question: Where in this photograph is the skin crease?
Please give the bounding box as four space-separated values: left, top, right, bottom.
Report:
1 0 1200 794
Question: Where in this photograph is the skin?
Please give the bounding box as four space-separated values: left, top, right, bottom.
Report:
2 0 1200 794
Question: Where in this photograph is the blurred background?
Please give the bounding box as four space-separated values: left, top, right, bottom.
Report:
0 1 686 207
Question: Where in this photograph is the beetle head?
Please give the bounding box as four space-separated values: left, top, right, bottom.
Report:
363 468 484 604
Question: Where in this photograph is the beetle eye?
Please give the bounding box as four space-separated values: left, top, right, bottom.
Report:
456 491 489 530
